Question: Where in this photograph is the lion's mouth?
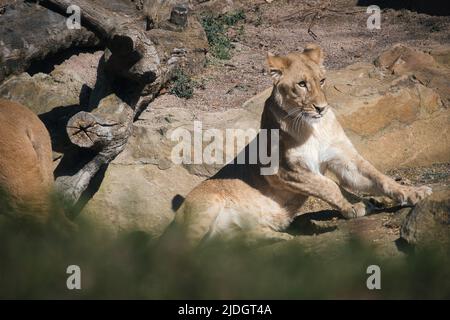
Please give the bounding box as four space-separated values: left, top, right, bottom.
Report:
309 113 324 120
310 107 328 119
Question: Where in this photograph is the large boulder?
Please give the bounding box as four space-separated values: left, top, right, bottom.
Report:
327 62 448 171
82 164 203 237
400 189 450 246
0 51 102 115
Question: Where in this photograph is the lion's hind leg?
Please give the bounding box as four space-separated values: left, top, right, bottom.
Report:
175 196 225 248
241 227 294 247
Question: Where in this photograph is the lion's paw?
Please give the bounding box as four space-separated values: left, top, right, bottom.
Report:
398 185 432 206
342 202 368 219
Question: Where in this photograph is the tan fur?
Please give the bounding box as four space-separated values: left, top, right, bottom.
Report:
0 99 55 224
175 45 432 246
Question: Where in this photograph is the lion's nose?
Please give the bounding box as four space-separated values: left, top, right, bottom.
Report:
313 104 327 114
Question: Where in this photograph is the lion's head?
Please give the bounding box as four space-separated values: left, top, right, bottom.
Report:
267 44 328 124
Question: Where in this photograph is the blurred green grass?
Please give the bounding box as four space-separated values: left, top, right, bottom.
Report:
0 190 449 299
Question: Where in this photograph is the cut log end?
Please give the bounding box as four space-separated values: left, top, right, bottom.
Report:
66 111 111 149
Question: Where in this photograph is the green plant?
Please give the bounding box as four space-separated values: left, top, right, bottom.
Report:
201 10 246 60
222 10 246 26
170 69 194 99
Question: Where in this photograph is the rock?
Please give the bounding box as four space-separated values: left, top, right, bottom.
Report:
374 44 450 105
271 209 410 257
0 73 81 115
0 51 103 115
82 164 203 237
144 0 185 27
400 189 450 246
430 46 450 69
327 61 449 170
146 15 208 76
375 44 438 75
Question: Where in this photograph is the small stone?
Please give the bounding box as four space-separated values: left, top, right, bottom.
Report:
170 5 188 28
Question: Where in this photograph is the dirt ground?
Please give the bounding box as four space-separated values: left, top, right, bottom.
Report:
150 0 450 113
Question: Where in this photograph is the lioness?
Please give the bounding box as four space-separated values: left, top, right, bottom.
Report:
0 99 61 225
174 44 432 246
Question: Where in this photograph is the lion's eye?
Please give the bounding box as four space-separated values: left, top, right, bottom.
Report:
320 78 326 85
298 81 307 88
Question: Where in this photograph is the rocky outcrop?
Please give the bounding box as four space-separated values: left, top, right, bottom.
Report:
0 51 102 115
400 189 450 246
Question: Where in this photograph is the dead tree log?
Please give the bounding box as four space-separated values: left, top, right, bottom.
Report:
0 1 100 82
44 0 162 204
0 1 207 205
38 0 207 205
66 94 133 150
56 94 133 203
42 0 162 85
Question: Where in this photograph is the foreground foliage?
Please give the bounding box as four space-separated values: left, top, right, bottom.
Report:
0 211 449 299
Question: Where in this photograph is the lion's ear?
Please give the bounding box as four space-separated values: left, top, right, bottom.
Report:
267 52 290 82
303 44 324 66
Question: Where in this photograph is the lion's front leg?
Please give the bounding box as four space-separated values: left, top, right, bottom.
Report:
328 149 432 206
273 168 369 219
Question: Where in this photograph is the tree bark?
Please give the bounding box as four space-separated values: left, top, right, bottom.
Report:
39 0 163 204
31 0 207 206
66 94 133 150
42 0 161 84
1 1 207 206
0 1 100 82
56 94 133 204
